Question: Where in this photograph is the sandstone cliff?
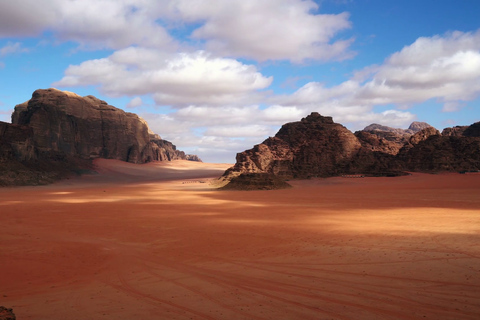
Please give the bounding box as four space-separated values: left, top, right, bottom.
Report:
224 113 362 180
356 121 434 155
1 88 198 185
222 114 480 189
11 88 189 163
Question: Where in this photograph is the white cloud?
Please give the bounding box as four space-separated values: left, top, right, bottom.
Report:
356 30 480 109
0 1 59 37
1 0 352 62
126 97 143 109
274 29 480 130
55 49 272 106
0 0 174 50
167 0 353 62
204 125 273 138
0 0 353 62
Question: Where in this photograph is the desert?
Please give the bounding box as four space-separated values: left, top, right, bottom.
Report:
1 159 479 319
2 2 480 319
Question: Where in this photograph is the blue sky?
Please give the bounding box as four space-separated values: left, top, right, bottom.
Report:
1 0 480 163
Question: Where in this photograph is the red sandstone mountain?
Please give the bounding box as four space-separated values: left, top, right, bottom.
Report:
0 88 199 185
222 113 480 189
356 121 434 155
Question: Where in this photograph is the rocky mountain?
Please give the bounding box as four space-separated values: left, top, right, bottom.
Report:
224 113 363 180
356 121 434 155
222 113 480 189
0 88 199 186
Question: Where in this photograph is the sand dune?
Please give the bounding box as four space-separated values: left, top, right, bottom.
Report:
1 160 479 319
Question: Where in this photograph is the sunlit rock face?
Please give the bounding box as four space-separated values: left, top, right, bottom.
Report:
224 112 364 180
12 88 188 163
0 88 200 186
222 113 480 189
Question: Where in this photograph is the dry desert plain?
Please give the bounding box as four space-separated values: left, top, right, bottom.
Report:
1 159 480 320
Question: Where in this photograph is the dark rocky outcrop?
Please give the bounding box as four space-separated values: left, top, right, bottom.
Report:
1 88 199 186
220 173 292 191
441 125 468 137
222 113 480 190
0 307 15 320
463 121 480 137
441 122 480 138
224 113 362 180
186 154 203 162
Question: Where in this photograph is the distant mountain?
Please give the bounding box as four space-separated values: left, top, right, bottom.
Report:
0 88 200 186
357 121 434 155
222 112 480 190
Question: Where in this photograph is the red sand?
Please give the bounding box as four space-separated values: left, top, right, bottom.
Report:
1 159 479 319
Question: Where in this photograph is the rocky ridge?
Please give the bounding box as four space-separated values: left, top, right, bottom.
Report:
0 88 199 186
222 113 480 189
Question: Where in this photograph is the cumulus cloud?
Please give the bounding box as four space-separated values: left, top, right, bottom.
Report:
166 0 353 62
142 111 271 162
275 29 480 129
54 49 272 106
1 0 353 62
126 97 143 109
0 0 174 50
356 30 480 110
0 1 59 37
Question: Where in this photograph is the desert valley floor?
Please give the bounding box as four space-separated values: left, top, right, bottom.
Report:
1 159 480 320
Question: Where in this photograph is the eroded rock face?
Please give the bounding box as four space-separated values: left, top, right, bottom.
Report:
224 112 362 180
14 89 150 163
442 126 468 136
8 88 195 164
186 154 203 162
222 113 480 189
399 135 480 172
357 121 434 155
220 173 292 191
1 88 199 185
463 121 480 137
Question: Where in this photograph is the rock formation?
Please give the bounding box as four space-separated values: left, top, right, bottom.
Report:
0 307 15 320
441 126 468 137
0 88 199 186
222 113 480 189
463 121 480 137
224 113 362 180
186 154 203 162
220 173 292 191
356 121 434 155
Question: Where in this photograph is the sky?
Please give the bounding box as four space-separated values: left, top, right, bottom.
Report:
1 0 480 163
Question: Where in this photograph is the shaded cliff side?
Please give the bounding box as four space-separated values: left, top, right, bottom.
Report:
0 88 198 186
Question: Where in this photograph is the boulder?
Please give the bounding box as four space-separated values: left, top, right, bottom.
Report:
186 154 203 162
0 307 15 320
220 173 292 191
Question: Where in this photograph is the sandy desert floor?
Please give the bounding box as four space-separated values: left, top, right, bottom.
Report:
1 159 480 320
